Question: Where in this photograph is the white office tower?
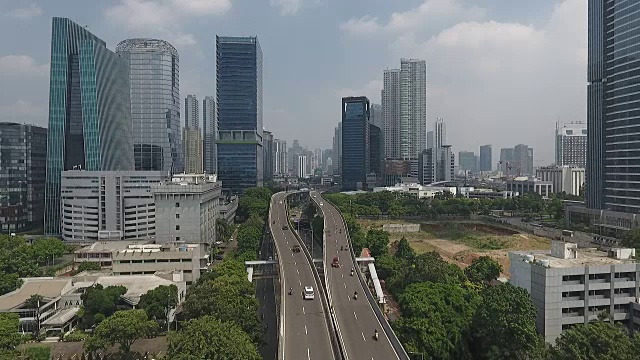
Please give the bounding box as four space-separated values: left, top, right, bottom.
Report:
203 96 217 174
298 155 308 178
383 59 427 160
555 122 587 168
274 139 288 176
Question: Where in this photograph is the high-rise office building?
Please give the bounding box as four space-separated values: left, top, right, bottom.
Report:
427 131 434 149
183 95 202 174
556 122 587 168
116 39 182 173
274 139 287 176
587 1 640 211
459 151 478 174
342 97 371 190
216 36 263 194
514 144 534 175
434 117 446 149
500 148 514 173
479 145 492 172
370 124 383 178
297 155 308 178
263 130 274 182
45 17 134 235
203 96 217 174
383 59 427 159
333 123 342 176
370 103 383 130
0 123 47 233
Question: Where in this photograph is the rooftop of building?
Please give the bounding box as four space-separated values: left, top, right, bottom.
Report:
94 275 176 305
75 240 153 253
511 241 636 268
76 241 203 254
0 278 72 311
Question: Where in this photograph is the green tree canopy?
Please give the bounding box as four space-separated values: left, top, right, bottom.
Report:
0 235 40 278
464 256 503 285
552 320 638 360
394 237 415 261
470 283 542 359
167 316 261 360
84 309 158 354
31 238 66 265
0 313 22 351
621 228 640 251
365 229 390 257
0 273 22 296
23 294 44 309
394 282 478 359
80 284 127 328
138 285 179 323
76 261 101 273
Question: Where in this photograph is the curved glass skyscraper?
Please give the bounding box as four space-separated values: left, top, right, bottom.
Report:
116 39 183 174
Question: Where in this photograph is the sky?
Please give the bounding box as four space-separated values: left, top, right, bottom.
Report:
0 0 586 166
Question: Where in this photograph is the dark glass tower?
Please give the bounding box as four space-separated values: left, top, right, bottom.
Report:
480 144 492 172
369 124 383 178
216 36 263 194
116 39 183 174
588 1 640 212
45 18 133 235
341 96 370 191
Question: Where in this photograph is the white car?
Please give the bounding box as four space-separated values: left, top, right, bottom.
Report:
303 286 315 300
319 202 324 206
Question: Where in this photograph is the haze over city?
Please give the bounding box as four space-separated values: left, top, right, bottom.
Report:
0 0 585 164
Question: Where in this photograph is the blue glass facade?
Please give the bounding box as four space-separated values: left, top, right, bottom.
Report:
342 97 370 191
216 36 263 194
45 17 133 235
588 1 640 212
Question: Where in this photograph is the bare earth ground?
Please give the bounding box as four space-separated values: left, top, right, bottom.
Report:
359 220 551 278
20 336 167 359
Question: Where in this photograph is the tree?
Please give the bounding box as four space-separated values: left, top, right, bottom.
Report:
0 313 22 351
23 294 44 309
80 284 127 328
76 261 101 273
470 283 542 359
167 316 261 360
464 256 502 284
0 273 22 296
366 229 390 257
84 309 158 354
182 272 263 343
552 320 636 360
0 235 40 278
394 282 477 359
31 238 66 265
394 237 415 260
621 228 640 251
216 218 232 242
138 285 178 324
387 252 466 294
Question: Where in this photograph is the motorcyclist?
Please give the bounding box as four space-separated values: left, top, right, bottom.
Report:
350 268 354 276
289 287 293 295
374 329 379 340
354 290 358 299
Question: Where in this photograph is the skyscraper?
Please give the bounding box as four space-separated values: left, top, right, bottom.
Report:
342 96 370 191
45 17 134 235
333 123 342 176
383 69 401 158
479 145 492 172
0 123 47 233
203 96 217 174
434 117 446 149
216 36 263 194
556 122 587 168
500 148 514 174
514 144 534 175
459 151 478 174
370 103 383 130
369 124 383 178
383 59 427 160
263 130 274 182
274 139 287 176
116 39 182 173
297 155 308 178
183 95 202 174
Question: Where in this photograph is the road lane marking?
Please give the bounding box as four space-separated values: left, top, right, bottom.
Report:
344 283 347 289
362 332 366 341
303 306 306 314
299 280 302 286
305 325 308 335
307 348 311 360
354 311 357 320
296 269 299 274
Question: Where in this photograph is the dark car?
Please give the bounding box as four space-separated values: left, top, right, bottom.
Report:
282 225 288 230
292 244 301 253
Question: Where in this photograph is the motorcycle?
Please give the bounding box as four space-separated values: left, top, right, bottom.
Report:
288 287 293 295
374 329 379 341
353 291 358 300
350 269 354 276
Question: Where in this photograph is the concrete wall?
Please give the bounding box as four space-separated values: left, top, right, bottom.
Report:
382 223 420 233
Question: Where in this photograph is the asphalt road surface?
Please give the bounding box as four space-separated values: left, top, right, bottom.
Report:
270 192 334 360
312 191 400 360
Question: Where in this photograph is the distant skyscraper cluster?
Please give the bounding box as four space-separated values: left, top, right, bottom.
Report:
499 144 534 176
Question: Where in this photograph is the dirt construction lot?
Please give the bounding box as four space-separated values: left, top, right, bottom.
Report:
359 220 551 277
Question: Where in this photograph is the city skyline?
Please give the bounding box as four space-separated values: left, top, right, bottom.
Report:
0 0 585 165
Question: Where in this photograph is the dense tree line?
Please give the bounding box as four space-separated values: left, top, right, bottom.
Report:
325 191 577 221
0 235 67 296
235 187 273 261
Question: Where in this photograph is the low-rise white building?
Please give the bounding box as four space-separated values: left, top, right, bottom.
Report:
506 176 553 198
536 166 585 196
372 183 456 199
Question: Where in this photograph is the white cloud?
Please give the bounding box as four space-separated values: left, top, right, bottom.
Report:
341 0 484 36
0 55 48 76
337 79 383 104
0 100 45 117
340 0 586 164
105 0 231 45
270 0 302 16
6 4 43 19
